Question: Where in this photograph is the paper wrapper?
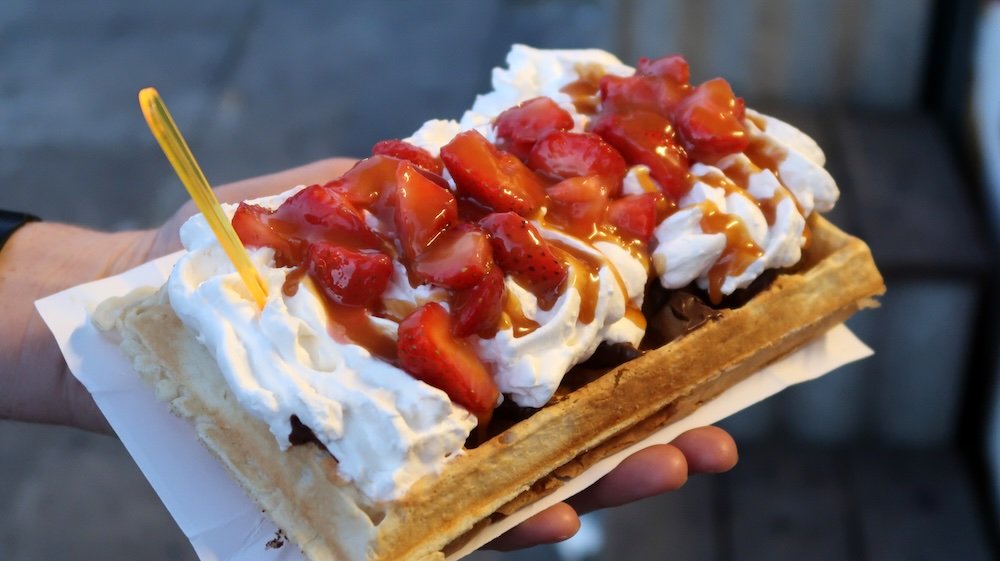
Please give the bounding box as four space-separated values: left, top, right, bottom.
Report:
36 252 872 561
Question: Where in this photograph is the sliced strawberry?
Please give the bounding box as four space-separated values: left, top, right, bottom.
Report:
545 176 611 239
394 162 457 259
441 130 546 217
479 212 566 296
397 302 499 423
591 110 690 201
607 193 660 240
372 139 443 175
599 74 688 117
672 78 749 161
274 184 384 251
305 242 393 307
494 97 574 161
450 265 505 338
232 202 306 267
636 54 691 84
527 131 627 188
323 155 399 211
413 223 493 290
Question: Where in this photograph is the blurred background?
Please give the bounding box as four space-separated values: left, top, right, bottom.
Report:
1 0 998 559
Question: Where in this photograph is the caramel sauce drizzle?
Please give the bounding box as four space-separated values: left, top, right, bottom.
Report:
298 276 398 362
501 291 541 338
282 266 307 297
746 112 767 130
698 200 764 304
560 63 606 114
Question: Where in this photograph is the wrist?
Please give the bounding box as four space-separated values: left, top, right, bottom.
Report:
0 222 152 432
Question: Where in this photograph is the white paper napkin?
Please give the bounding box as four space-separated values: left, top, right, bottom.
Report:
36 253 872 561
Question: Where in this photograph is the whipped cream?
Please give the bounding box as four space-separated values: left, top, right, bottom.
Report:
168 191 476 503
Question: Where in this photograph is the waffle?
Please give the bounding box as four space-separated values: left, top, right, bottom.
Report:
101 214 883 561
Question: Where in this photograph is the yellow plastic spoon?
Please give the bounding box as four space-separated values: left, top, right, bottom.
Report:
139 87 269 309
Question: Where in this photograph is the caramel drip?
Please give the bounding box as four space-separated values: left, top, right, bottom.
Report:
708 160 796 228
502 291 541 338
699 201 764 304
545 239 629 326
624 306 647 330
560 63 606 114
744 136 788 176
312 277 398 362
746 113 767 130
282 267 307 297
632 166 661 194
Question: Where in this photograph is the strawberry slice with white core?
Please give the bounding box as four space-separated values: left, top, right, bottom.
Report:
372 138 444 175
305 242 393 307
544 176 612 239
479 211 567 297
450 265 505 338
397 302 499 424
672 78 749 162
591 110 690 201
527 131 627 188
494 96 575 161
607 193 660 241
413 223 494 290
441 130 546 217
394 161 457 260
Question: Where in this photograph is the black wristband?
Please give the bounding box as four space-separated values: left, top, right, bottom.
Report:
0 209 41 249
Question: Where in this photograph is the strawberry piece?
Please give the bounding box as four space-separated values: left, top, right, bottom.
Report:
305 242 393 307
494 97 574 161
231 186 382 267
607 193 660 241
599 74 688 117
232 202 306 267
372 139 443 175
323 155 400 211
450 265 505 338
527 131 627 188
636 54 691 84
397 302 499 423
275 184 384 250
441 130 546 217
413 223 493 290
394 162 457 259
544 176 612 239
591 110 690 201
672 78 749 161
479 212 566 295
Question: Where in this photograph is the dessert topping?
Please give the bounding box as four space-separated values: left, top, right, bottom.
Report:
397 302 500 425
441 130 547 216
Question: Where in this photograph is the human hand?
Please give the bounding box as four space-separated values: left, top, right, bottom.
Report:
488 426 737 549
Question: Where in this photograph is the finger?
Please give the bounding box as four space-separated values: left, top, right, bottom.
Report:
485 502 580 551
567 443 688 515
670 426 739 474
214 157 359 205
